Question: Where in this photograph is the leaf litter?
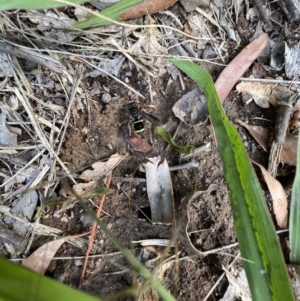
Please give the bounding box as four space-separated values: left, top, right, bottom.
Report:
0 0 299 300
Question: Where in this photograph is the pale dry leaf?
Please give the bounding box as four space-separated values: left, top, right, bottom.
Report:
236 80 276 108
0 53 13 77
129 17 169 75
246 7 259 20
220 269 251 301
27 11 77 42
253 161 288 228
285 43 300 79
0 107 17 147
64 154 125 203
86 56 125 78
4 191 38 237
22 238 66 274
80 153 125 181
180 0 210 11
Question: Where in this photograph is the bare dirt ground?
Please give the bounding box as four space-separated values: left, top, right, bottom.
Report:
0 1 298 300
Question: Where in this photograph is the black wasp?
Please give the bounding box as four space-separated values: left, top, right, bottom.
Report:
127 102 145 135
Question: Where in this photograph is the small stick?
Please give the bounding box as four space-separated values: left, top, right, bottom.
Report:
252 0 273 31
169 160 199 171
268 93 298 176
0 40 62 73
78 173 112 289
180 143 211 160
240 77 300 85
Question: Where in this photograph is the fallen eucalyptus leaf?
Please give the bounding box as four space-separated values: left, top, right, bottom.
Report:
238 120 297 166
215 33 269 103
154 126 195 155
253 161 288 228
22 238 67 274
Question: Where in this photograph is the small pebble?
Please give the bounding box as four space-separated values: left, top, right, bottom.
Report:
61 216 69 223
80 212 94 227
102 92 112 103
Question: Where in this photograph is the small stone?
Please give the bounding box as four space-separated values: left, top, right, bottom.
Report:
102 92 112 103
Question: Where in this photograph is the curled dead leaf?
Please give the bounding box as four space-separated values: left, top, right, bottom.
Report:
22 238 66 274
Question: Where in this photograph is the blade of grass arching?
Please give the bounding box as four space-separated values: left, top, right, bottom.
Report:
170 58 294 301
0 257 101 301
290 135 300 263
74 0 144 29
0 0 85 10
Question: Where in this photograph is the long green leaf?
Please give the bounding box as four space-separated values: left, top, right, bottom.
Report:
170 58 294 301
74 0 143 29
290 135 300 263
0 257 101 301
0 0 85 10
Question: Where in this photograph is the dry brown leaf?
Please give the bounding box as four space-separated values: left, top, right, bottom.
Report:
125 131 152 152
237 120 271 151
22 238 66 274
215 33 269 103
238 120 298 166
119 0 178 20
59 154 124 210
253 161 288 228
280 135 298 166
236 81 276 108
80 154 125 181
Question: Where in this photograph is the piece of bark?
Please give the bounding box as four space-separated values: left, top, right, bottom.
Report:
268 93 296 176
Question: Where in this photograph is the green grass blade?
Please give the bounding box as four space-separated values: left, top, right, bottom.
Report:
0 257 101 301
170 57 294 301
0 0 85 10
290 135 300 263
154 125 195 154
74 0 144 29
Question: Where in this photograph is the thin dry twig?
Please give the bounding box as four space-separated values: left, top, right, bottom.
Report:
78 173 112 289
